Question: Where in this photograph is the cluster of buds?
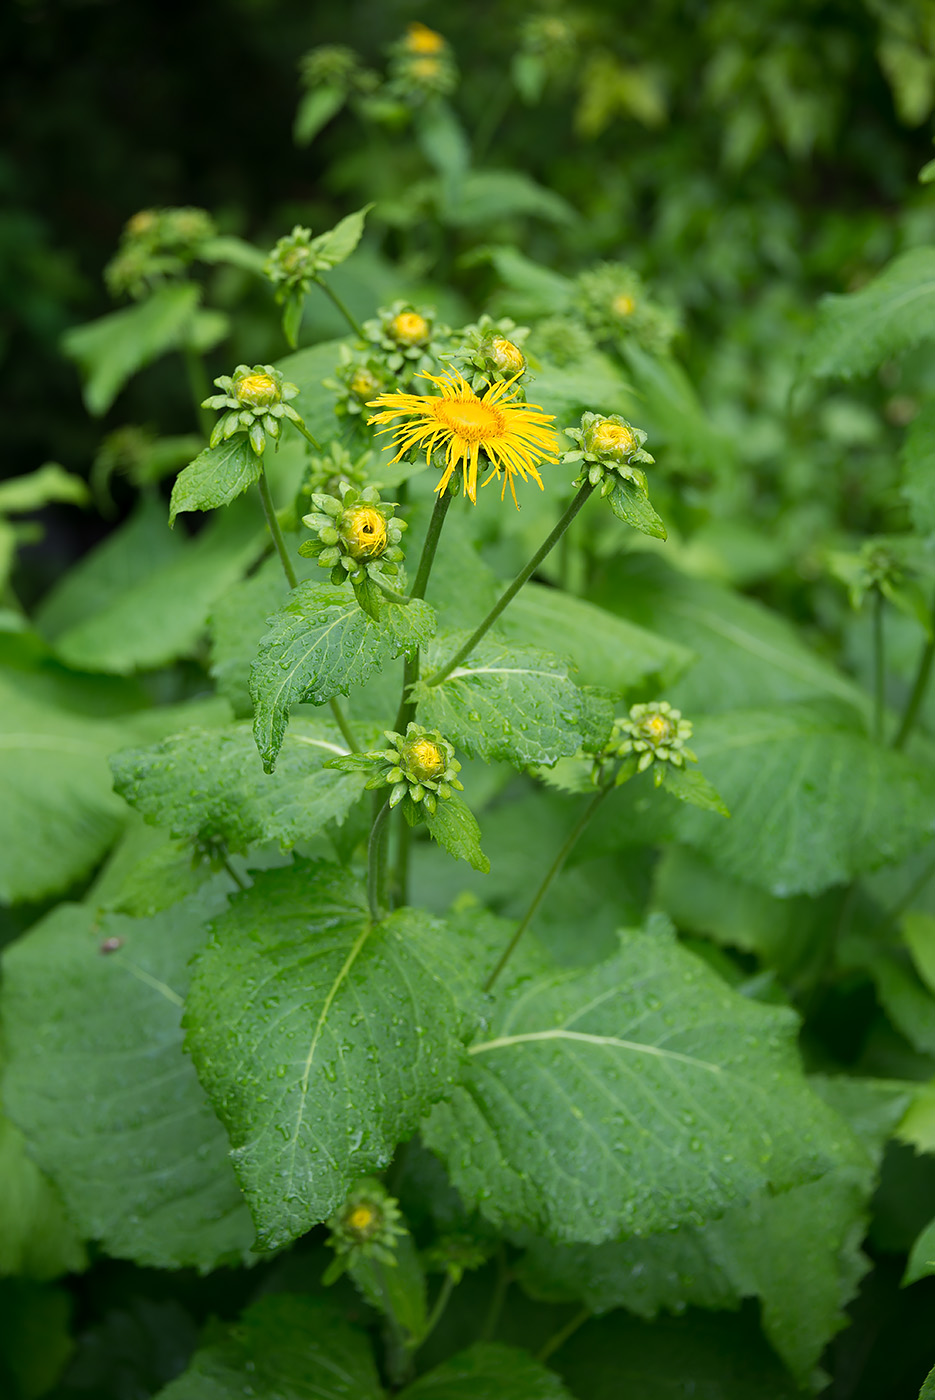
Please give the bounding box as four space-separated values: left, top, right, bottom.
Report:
563 412 654 493
576 262 678 355
300 482 406 615
828 536 933 631
203 365 303 457
604 702 697 786
300 43 371 93
105 206 217 299
513 15 578 103
323 1179 406 1285
329 723 463 817
300 442 374 502
325 345 395 422
387 22 457 102
445 315 531 393
529 316 595 369
362 300 447 381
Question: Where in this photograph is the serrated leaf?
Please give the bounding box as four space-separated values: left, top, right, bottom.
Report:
424 919 854 1245
902 399 935 535
63 283 201 416
1 891 255 1270
606 476 667 539
251 583 435 771
660 762 730 815
801 248 935 381
922 1364 935 1400
112 718 369 853
210 553 305 716
593 554 867 716
312 204 372 270
185 862 478 1250
155 1295 382 1400
294 85 347 145
675 704 935 896
40 496 263 674
498 582 693 696
401 1343 573 1400
423 793 490 872
168 437 262 524
415 635 593 768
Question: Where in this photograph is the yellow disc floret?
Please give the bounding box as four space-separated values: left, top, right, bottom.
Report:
613 292 636 317
406 21 445 53
350 367 381 399
368 371 558 506
490 336 526 376
590 420 637 458
235 373 280 408
406 738 446 782
342 505 388 558
347 1204 377 1234
389 311 430 346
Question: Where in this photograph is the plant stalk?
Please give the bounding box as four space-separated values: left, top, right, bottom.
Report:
293 418 322 450
416 1273 456 1351
537 1307 590 1364
219 852 247 891
367 798 392 921
257 464 298 589
893 602 935 750
316 277 365 339
329 697 359 753
428 482 595 687
873 587 886 744
392 486 455 734
485 784 610 992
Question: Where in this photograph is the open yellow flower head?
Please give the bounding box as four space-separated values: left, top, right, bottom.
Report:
405 21 446 54
368 371 559 507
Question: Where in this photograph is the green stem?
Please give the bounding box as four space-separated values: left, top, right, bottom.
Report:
537 1307 590 1364
393 817 411 909
393 486 455 734
428 483 595 688
293 417 322 450
875 845 935 934
316 277 365 339
485 784 610 993
219 852 247 892
257 464 298 589
893 606 935 751
330 697 359 753
479 1246 510 1342
182 345 213 438
416 1274 456 1350
367 798 392 922
374 580 413 605
873 587 886 744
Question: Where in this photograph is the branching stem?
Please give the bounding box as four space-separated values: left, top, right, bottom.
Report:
316 277 365 339
393 487 454 734
536 1307 590 1364
257 464 298 589
485 784 611 992
367 798 392 921
428 482 595 687
329 697 359 753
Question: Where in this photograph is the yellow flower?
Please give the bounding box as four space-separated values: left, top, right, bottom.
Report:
368 372 559 506
389 310 430 346
406 21 445 54
613 292 636 317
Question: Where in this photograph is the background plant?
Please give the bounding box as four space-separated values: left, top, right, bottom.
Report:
4 3 935 1398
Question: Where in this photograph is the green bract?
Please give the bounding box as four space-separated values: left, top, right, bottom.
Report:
325 345 395 421
563 410 654 489
299 481 407 609
203 363 302 456
443 314 531 393
104 205 217 299
362 300 449 380
324 1178 406 1282
330 721 464 816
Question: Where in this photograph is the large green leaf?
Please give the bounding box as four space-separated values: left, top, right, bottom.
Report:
62 283 201 416
424 918 857 1245
168 438 262 524
184 862 478 1250
498 582 693 696
0 1096 87 1280
902 398 935 537
112 718 369 853
675 703 935 896
441 170 576 228
1 890 255 1270
518 1076 900 1384
37 496 263 674
415 634 608 768
922 1365 935 1400
155 1295 382 1400
251 583 435 771
801 248 935 380
401 1344 573 1400
210 551 317 716
593 554 866 716
906 1215 935 1285
623 344 738 477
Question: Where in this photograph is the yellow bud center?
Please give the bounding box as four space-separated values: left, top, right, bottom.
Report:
406 21 445 54
347 1204 377 1233
350 368 380 399
236 373 279 408
642 714 672 745
490 337 526 375
590 420 636 457
282 246 308 274
613 293 636 317
343 506 387 558
407 738 445 781
390 311 430 346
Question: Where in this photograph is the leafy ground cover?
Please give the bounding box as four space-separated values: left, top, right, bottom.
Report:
4 2 935 1397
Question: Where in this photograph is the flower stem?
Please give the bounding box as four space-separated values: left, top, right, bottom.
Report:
219 852 247 892
393 487 454 734
537 1307 590 1364
257 464 298 589
428 482 595 687
484 783 610 992
316 277 365 339
367 798 392 921
873 587 886 744
893 593 935 750
415 1273 456 1351
330 697 359 753
293 417 322 450
393 816 411 909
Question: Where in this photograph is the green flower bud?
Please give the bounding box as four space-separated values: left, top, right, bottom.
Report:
202 364 303 457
